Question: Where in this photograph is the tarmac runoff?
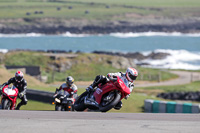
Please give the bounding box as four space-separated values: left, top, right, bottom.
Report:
0 110 200 133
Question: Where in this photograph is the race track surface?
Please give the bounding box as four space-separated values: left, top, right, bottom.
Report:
0 110 200 133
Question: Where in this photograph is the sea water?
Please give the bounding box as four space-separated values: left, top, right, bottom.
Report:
0 32 200 70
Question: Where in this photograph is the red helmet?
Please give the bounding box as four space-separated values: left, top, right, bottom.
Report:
15 71 24 82
126 67 138 82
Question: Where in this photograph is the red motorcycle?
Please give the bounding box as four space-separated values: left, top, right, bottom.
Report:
0 85 18 110
74 76 131 112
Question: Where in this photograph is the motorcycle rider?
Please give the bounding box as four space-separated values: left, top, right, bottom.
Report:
57 76 78 99
2 71 28 110
86 67 138 110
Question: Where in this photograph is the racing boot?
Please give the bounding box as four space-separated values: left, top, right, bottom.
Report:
15 103 22 110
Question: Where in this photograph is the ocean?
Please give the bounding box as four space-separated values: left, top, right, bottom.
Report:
0 32 200 70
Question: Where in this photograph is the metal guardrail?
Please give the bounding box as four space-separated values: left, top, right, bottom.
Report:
26 89 54 104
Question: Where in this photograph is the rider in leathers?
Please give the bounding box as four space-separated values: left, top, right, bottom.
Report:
86 67 138 110
2 71 28 110
58 76 78 98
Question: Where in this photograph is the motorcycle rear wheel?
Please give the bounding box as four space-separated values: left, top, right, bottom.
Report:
99 91 121 112
1 99 11 110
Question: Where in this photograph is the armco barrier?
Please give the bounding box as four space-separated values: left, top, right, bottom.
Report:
0 89 54 109
26 89 54 104
144 99 200 113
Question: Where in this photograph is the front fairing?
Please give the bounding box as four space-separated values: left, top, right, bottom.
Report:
62 97 74 104
2 86 18 99
1 85 18 110
93 77 130 104
114 77 131 96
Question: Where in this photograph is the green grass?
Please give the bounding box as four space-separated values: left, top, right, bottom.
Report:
20 99 54 111
28 85 56 92
4 51 50 69
138 81 200 92
20 81 200 112
137 67 178 81
19 88 159 112
3 52 177 83
0 0 200 20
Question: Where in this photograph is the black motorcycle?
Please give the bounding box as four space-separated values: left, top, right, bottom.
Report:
52 89 77 111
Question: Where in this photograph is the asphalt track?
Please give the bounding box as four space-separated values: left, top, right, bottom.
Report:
0 110 200 133
1 71 200 133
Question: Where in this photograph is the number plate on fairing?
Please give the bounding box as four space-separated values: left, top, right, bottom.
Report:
95 88 102 94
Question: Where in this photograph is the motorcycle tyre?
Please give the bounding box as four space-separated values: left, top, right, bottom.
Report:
66 104 73 111
2 99 11 110
99 92 121 112
74 91 88 111
55 105 62 111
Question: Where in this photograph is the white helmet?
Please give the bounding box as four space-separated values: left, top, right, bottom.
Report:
126 67 138 82
66 76 74 87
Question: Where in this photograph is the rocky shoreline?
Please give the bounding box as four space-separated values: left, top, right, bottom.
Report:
1 20 200 34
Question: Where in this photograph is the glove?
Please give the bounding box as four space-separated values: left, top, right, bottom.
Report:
109 76 117 82
53 93 58 98
125 94 130 100
19 92 24 98
1 83 6 89
86 86 93 92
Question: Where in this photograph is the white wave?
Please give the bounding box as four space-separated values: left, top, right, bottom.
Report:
110 32 200 38
0 33 43 38
137 49 200 70
0 49 8 53
62 32 90 37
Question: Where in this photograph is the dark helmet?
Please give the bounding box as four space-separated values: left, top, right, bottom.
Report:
66 76 74 87
15 71 24 82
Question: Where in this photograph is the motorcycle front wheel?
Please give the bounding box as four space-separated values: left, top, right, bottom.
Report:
99 91 121 112
1 99 11 110
65 103 73 111
74 91 88 111
55 105 62 111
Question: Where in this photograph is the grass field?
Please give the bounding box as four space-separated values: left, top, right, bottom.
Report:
137 81 200 93
0 0 200 20
1 65 199 112
19 93 160 112
3 51 178 83
0 0 200 112
20 81 200 112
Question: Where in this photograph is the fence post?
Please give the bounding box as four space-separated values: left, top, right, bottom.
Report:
158 71 161 82
191 73 193 82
